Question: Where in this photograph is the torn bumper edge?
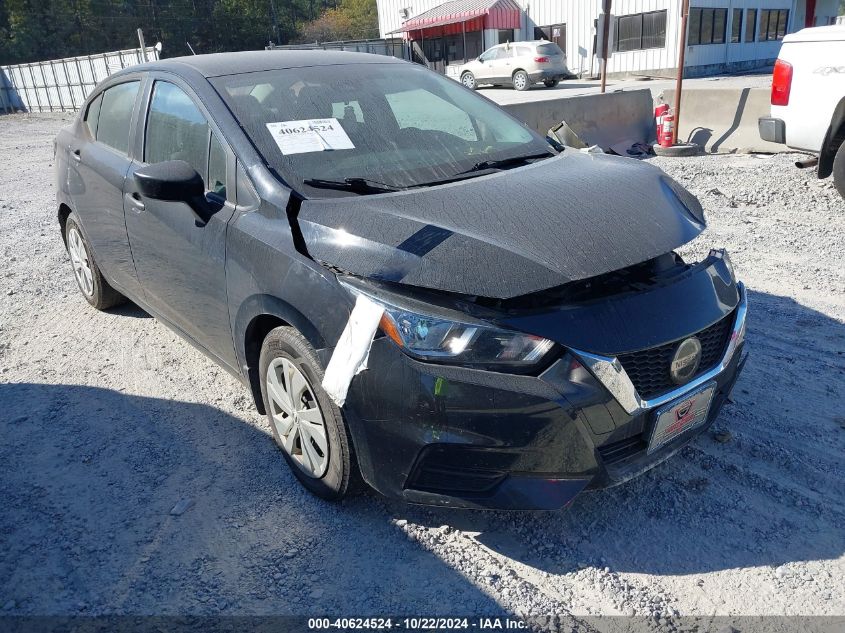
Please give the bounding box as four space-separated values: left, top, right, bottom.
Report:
321 294 383 407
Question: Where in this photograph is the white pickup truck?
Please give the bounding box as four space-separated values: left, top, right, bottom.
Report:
758 25 845 198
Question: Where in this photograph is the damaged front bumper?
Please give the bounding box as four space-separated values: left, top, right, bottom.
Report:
334 266 748 511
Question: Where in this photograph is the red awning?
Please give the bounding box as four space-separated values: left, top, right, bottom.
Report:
390 0 522 34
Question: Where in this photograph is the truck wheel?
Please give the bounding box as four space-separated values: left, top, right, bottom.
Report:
832 141 845 199
259 326 363 501
64 212 125 310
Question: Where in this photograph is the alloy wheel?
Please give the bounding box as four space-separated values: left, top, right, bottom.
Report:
462 73 475 89
513 72 527 90
68 227 94 297
266 357 329 478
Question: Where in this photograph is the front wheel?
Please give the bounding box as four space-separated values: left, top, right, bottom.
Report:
832 140 845 199
259 326 361 501
512 70 530 91
543 79 559 88
461 72 477 90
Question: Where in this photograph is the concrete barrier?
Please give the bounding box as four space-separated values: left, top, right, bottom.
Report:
502 89 655 149
661 87 782 154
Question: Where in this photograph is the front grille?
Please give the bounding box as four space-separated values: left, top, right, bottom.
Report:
617 312 735 400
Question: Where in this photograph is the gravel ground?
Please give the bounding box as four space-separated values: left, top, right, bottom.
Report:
1 113 843 626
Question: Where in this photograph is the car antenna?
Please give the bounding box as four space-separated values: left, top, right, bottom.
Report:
186 41 197 55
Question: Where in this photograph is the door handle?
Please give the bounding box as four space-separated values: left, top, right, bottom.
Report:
71 148 81 162
126 192 145 212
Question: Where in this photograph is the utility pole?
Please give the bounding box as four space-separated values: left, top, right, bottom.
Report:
137 28 147 62
672 0 690 145
599 0 612 93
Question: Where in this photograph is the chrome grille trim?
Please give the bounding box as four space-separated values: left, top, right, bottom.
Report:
572 283 747 415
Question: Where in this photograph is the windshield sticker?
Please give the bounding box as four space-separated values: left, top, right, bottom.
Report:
266 118 354 155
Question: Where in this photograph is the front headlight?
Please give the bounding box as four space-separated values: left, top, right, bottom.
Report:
340 280 554 369
380 306 554 367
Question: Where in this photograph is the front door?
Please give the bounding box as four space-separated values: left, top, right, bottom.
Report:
124 77 238 368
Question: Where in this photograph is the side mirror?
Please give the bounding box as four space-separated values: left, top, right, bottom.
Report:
134 160 204 202
134 160 219 225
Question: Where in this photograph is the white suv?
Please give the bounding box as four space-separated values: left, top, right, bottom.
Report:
459 40 570 91
758 25 845 197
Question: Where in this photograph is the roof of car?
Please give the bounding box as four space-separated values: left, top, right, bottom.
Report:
123 49 406 79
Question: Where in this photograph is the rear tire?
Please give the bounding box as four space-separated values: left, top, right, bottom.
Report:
513 70 530 91
64 212 125 310
543 79 559 88
461 72 477 90
259 326 362 501
832 140 845 199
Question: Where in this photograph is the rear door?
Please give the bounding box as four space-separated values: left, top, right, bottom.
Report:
123 76 238 367
69 79 144 298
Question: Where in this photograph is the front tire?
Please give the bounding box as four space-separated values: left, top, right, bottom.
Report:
64 212 125 310
259 326 361 501
543 79 559 88
512 70 530 91
461 72 477 90
832 140 845 199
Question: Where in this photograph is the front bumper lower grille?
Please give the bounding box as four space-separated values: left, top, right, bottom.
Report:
617 312 735 400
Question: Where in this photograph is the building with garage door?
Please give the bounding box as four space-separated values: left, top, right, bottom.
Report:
376 0 840 77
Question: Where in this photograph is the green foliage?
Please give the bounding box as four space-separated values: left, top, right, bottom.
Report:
0 0 376 65
297 0 379 43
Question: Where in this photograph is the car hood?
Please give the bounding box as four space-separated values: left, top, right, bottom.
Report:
296 152 705 299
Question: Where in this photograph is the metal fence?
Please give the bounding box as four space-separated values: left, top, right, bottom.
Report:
0 45 160 114
267 38 409 59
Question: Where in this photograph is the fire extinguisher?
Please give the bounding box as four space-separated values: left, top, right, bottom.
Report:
654 103 669 143
659 113 675 148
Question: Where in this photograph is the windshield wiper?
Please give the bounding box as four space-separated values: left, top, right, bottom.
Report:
303 177 404 195
457 151 554 175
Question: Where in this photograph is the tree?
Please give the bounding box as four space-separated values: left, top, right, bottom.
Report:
296 0 378 43
0 0 345 65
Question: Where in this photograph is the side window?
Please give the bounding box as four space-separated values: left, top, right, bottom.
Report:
96 81 140 154
84 93 103 138
207 133 227 198
493 47 513 60
145 81 209 180
386 88 477 142
479 47 497 62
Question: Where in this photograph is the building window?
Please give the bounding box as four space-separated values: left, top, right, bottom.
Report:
614 10 667 52
497 29 514 44
745 9 757 42
759 9 789 41
688 8 728 45
731 8 743 43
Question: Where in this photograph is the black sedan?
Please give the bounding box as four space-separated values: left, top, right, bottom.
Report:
54 51 747 510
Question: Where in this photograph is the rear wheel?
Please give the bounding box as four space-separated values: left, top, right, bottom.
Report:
512 70 530 91
64 213 125 310
461 71 477 90
832 140 845 199
543 79 559 88
259 326 361 501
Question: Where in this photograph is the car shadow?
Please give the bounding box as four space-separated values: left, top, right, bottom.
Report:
390 289 845 577
0 382 504 615
108 301 152 319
